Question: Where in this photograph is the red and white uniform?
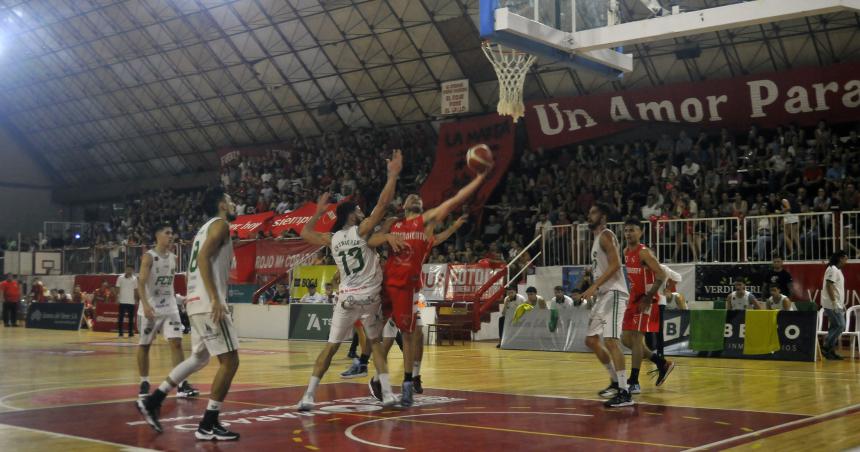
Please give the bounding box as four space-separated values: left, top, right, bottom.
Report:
622 243 660 333
384 215 433 332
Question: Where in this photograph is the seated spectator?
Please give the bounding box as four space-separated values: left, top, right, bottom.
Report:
662 286 687 310
524 286 548 309
764 286 796 311
549 286 573 309
92 281 115 305
30 278 47 303
56 289 72 303
499 285 526 347
299 282 328 304
726 280 764 310
268 284 290 305
72 285 83 304
324 283 337 303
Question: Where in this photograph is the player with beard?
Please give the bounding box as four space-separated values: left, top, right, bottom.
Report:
575 202 633 408
382 167 490 406
137 188 242 440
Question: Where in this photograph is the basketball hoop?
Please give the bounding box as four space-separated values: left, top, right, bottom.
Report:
481 41 536 122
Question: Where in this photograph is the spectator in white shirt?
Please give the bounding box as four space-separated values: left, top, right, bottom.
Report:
534 213 553 238
299 282 328 304
661 161 680 179
549 286 573 309
525 286 548 309
115 265 138 337
821 250 848 360
641 194 662 219
765 286 795 311
680 157 700 177
499 286 526 348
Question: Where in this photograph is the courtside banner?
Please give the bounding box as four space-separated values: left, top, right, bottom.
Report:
695 264 769 301
253 239 321 277
420 114 515 216
783 262 860 306
228 284 257 304
421 264 449 301
27 302 84 331
721 310 816 361
291 265 338 299
229 241 257 284
445 263 506 301
230 212 274 239
288 303 334 341
525 62 860 149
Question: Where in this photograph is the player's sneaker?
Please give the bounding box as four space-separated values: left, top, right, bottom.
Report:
382 394 400 408
195 423 240 441
177 381 200 398
340 360 368 379
138 381 150 399
400 381 414 407
413 375 424 394
651 360 675 386
297 393 314 412
627 382 641 394
135 398 163 433
369 377 383 401
604 389 635 408
598 381 619 398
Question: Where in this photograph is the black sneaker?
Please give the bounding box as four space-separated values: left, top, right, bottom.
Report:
135 398 163 433
369 377 383 401
195 423 240 441
598 381 619 398
413 375 424 394
138 381 150 399
604 389 635 408
177 381 200 398
654 360 675 386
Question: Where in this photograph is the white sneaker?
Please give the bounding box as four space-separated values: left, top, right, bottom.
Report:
382 394 400 408
297 394 314 411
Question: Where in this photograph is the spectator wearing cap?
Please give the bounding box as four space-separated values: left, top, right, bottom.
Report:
525 286 548 309
299 281 328 304
498 285 526 348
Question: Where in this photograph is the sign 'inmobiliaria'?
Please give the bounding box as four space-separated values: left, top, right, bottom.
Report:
524 62 860 149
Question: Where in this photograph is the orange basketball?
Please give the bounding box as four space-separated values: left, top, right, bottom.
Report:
466 144 493 173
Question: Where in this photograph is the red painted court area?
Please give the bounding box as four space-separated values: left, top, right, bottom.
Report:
0 383 807 451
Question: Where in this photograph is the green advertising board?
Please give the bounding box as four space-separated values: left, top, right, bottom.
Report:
228 284 257 304
288 304 334 340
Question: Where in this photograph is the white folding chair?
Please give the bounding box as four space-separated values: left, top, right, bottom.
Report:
842 306 860 360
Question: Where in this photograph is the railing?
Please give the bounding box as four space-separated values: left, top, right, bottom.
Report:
538 213 851 265
743 212 836 263
8 243 194 275
841 211 860 258
655 217 741 264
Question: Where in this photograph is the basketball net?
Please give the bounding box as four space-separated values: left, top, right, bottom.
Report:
482 41 536 122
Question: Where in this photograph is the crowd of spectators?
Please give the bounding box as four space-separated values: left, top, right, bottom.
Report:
4 120 859 269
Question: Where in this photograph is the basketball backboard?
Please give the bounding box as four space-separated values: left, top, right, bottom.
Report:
480 0 860 78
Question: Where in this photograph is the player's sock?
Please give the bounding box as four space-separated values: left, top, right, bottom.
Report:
140 376 149 383
629 368 640 384
307 376 321 396
412 361 421 376
616 371 629 391
359 354 370 365
200 400 221 430
158 380 174 394
603 363 617 382
147 387 169 408
649 353 667 367
403 372 413 383
378 373 393 398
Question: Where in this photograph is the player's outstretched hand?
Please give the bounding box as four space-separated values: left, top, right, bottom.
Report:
386 234 407 253
315 192 331 214
387 149 403 176
476 159 494 177
454 214 468 228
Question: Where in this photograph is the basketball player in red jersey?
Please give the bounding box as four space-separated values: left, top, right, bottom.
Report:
621 218 675 393
384 165 492 406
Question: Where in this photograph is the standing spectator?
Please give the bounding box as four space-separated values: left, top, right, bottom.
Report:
1 274 21 327
821 250 848 360
116 265 139 337
498 285 526 348
763 256 794 298
299 282 328 303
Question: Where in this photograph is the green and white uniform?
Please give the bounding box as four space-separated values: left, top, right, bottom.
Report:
329 226 385 343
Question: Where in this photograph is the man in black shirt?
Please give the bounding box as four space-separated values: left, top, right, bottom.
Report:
764 256 794 297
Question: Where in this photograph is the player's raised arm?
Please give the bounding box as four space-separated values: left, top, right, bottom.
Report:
359 150 403 237
423 165 490 226
301 193 333 247
433 215 468 246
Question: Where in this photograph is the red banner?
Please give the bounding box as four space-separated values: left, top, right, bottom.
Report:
420 114 515 216
269 201 340 237
784 263 860 307
230 212 274 239
217 146 290 166
525 62 860 149
254 239 321 278
229 241 258 284
92 303 138 333
445 263 506 301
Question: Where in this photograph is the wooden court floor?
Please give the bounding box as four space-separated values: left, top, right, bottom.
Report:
0 327 859 451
